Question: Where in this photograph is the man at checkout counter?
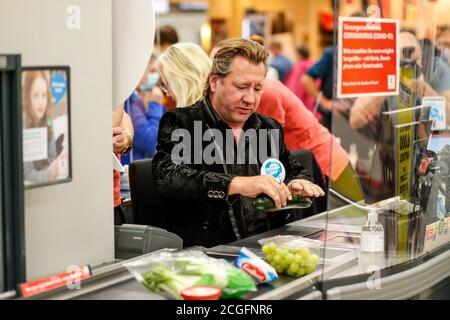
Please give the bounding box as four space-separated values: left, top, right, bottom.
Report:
152 38 325 248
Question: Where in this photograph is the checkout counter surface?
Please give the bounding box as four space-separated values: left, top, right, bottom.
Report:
25 203 450 300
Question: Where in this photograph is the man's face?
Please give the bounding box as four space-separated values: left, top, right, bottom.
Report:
210 55 265 128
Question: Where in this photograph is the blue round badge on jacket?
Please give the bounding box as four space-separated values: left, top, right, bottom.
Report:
261 159 285 183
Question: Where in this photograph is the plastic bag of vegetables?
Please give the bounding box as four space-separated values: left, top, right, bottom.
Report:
124 249 257 300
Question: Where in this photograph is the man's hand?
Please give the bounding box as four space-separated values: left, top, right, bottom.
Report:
287 179 325 198
318 96 351 117
319 95 333 112
349 96 386 129
414 75 438 98
112 126 128 154
229 176 292 209
333 100 352 116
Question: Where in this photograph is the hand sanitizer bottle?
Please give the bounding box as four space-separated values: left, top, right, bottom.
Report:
360 209 384 252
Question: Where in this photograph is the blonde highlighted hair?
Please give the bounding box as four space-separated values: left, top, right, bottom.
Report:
157 43 211 107
205 38 269 96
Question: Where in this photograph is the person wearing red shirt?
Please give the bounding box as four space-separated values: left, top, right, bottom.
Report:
258 79 348 180
112 105 134 225
284 45 321 121
257 79 364 203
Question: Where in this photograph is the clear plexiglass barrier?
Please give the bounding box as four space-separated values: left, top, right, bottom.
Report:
312 0 450 298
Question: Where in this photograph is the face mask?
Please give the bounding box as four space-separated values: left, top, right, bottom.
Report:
141 72 159 91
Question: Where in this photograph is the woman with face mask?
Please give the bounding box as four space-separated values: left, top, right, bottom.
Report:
22 70 66 185
121 56 167 163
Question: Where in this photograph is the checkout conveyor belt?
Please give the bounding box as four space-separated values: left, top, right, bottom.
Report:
73 226 328 300
74 277 163 300
28 223 356 300
22 204 450 300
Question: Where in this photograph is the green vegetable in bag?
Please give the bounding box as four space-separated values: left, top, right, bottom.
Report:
141 265 203 300
128 250 257 300
175 257 256 299
220 267 256 299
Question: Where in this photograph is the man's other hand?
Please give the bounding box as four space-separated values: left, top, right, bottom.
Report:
287 179 325 198
229 176 292 209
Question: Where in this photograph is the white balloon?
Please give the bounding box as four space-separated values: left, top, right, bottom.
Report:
112 0 155 108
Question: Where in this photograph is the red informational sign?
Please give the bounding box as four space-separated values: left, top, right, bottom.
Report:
19 266 91 298
337 17 399 98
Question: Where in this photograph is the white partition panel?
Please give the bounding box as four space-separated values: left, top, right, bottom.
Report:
0 0 114 280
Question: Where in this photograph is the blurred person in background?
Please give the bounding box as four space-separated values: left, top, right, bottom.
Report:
421 38 450 99
284 45 321 120
157 42 212 108
250 34 279 80
112 105 134 225
269 40 293 83
301 47 335 130
350 31 450 132
122 55 166 164
154 25 179 55
437 27 450 67
347 31 450 201
154 25 179 110
301 11 368 130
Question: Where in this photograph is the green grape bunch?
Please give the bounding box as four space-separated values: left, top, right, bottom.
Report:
261 242 320 277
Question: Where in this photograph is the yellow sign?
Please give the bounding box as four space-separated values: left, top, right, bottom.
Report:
396 67 414 254
396 67 414 200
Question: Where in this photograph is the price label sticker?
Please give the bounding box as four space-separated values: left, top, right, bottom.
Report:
424 96 446 131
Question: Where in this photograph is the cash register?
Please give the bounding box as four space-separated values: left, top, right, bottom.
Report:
114 224 183 260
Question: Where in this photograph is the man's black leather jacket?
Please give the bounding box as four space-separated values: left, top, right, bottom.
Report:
152 97 312 248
